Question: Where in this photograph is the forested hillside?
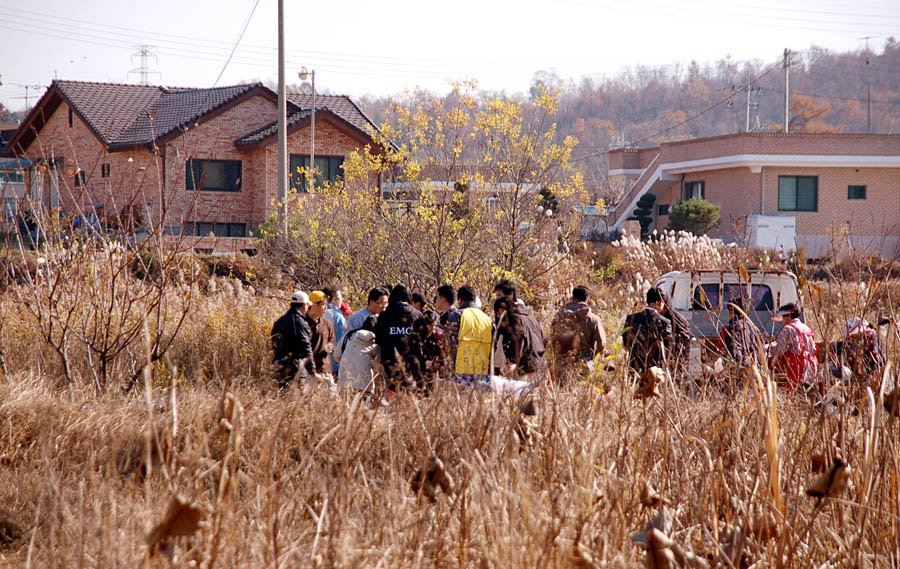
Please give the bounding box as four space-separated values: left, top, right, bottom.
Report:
358 40 900 198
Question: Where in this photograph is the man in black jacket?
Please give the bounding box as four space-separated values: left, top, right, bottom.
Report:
375 284 423 391
271 291 314 387
623 286 673 375
493 296 546 378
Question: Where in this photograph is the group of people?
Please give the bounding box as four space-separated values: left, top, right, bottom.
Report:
270 280 608 395
623 285 886 395
270 279 886 398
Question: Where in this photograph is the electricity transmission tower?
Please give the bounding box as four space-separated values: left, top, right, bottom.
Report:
128 45 160 85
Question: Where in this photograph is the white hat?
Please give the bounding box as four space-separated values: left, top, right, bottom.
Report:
290 290 311 305
840 317 866 336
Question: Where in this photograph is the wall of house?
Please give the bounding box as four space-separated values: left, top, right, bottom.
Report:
21 102 163 223
762 166 900 258
163 94 277 234
257 118 380 228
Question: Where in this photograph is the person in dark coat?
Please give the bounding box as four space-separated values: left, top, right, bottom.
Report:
374 284 423 391
623 286 673 375
660 290 692 377
719 298 762 368
550 285 606 381
411 309 443 393
493 296 546 378
270 290 314 387
433 284 461 373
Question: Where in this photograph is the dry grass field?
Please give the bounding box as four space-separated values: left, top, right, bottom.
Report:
0 230 898 567
0 279 898 568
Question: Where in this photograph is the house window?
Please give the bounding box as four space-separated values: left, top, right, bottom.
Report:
74 171 86 187
185 159 242 192
68 107 73 127
848 185 866 200
0 170 24 184
101 163 111 178
289 154 344 192
684 181 704 199
180 222 246 237
658 204 671 216
778 175 818 212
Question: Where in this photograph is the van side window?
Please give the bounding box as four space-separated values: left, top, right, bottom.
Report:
722 284 774 311
692 285 717 310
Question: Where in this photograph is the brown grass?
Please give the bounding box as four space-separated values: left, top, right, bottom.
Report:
0 359 897 567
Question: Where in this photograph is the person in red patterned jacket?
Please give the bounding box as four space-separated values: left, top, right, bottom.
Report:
768 303 818 394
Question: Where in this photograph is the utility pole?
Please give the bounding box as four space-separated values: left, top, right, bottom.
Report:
746 86 752 133
862 36 873 133
10 82 43 113
783 48 790 133
277 0 288 237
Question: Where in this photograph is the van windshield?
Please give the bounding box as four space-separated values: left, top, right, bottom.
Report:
692 283 774 311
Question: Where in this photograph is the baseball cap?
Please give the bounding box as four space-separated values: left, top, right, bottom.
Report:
309 290 327 303
290 290 311 305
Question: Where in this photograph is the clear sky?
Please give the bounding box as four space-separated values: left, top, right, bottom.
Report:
1 0 898 112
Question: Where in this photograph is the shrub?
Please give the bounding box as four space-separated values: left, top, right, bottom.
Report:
667 197 720 235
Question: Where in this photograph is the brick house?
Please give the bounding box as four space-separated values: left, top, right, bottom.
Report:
6 80 382 251
608 133 900 258
1 125 29 233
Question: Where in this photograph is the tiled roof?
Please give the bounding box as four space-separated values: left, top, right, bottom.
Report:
15 80 267 150
234 94 380 147
114 84 260 146
235 108 315 146
55 81 161 145
287 93 378 136
12 80 381 153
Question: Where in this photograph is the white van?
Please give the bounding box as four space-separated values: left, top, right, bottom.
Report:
654 270 802 340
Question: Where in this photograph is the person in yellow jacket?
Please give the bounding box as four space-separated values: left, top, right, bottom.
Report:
454 285 493 375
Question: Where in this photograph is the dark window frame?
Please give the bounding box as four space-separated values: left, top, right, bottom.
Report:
101 163 110 178
185 159 242 192
68 107 73 127
848 185 866 200
181 221 247 238
289 154 345 192
684 180 705 200
74 170 86 187
657 204 671 216
777 175 818 212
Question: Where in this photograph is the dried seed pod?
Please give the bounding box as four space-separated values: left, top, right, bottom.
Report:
410 456 454 502
806 457 851 500
146 496 203 556
636 367 666 400
640 480 663 508
645 528 675 569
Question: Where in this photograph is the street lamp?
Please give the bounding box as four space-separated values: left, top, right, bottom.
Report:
298 67 315 190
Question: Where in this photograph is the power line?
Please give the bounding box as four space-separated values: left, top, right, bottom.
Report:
554 0 900 23
553 0 900 31
571 59 783 161
212 0 261 87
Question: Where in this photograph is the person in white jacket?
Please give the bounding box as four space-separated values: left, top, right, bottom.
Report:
334 315 379 392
